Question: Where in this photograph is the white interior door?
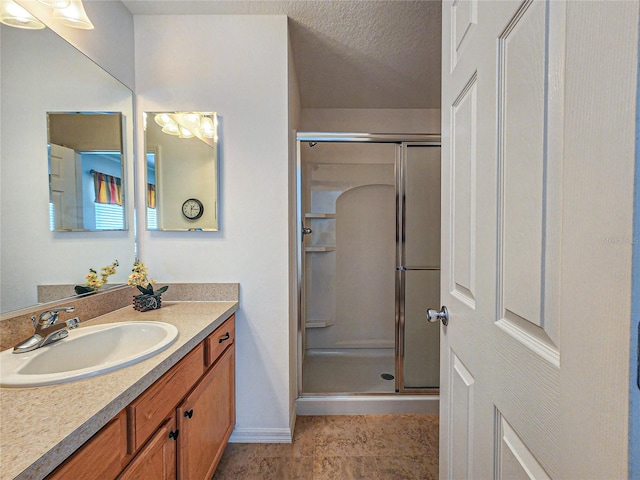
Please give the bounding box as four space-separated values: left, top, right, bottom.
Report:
49 143 81 230
440 1 637 478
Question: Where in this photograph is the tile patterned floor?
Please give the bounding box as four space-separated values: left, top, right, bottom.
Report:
212 414 439 480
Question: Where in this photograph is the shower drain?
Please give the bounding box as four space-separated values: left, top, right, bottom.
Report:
381 373 395 381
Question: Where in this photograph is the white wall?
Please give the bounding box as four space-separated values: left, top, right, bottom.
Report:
301 108 441 134
135 15 292 440
287 27 302 429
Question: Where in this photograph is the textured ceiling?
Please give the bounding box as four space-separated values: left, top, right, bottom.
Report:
122 1 442 109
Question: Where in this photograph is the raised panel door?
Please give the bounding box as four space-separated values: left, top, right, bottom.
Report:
177 346 235 480
118 417 177 480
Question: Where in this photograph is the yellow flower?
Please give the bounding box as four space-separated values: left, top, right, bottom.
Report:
83 260 118 290
127 260 156 288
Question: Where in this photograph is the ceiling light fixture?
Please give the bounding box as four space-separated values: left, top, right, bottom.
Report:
0 0 45 29
0 0 93 30
52 0 93 29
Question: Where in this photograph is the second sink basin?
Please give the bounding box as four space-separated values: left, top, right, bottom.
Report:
0 321 179 388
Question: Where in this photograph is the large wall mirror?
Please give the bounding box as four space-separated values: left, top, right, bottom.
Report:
145 112 219 231
0 24 135 314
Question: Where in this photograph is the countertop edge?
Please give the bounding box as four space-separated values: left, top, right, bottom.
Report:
5 301 239 480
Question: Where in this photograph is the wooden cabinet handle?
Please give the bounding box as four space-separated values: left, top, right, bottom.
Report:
218 332 230 343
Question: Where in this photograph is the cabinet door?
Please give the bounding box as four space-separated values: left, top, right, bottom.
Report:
47 411 128 480
118 416 177 480
177 346 235 480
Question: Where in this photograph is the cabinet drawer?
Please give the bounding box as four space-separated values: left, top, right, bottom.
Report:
127 343 204 453
205 315 235 367
47 410 128 480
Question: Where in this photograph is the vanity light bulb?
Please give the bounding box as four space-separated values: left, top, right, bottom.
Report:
0 0 45 29
37 0 71 8
180 112 201 131
200 117 215 138
154 113 173 127
52 0 94 30
178 125 194 139
161 121 180 136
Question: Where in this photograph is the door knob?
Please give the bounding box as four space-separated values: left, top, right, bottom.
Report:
427 306 449 326
302 226 313 236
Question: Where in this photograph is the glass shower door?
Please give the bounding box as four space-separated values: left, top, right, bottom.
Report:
398 144 441 391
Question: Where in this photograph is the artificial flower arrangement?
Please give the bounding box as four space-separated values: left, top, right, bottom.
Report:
128 260 169 311
74 260 119 295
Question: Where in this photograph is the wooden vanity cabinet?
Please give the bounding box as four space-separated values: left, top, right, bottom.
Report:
127 342 205 453
177 346 235 480
46 410 129 480
45 314 235 480
118 416 177 480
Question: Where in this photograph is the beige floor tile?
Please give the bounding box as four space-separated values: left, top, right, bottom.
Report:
213 414 439 480
212 443 252 480
313 456 379 480
375 455 439 480
245 456 313 480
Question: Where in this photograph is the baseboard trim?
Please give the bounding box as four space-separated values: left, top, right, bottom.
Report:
296 395 439 415
229 426 293 444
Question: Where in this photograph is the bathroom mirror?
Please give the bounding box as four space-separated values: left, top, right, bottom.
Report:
0 24 136 314
144 112 219 231
48 112 127 231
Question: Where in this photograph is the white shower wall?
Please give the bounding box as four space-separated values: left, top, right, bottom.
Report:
303 143 396 350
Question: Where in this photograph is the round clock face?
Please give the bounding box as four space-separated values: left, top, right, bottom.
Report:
182 198 204 220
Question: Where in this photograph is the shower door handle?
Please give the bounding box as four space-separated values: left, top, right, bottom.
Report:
427 306 449 326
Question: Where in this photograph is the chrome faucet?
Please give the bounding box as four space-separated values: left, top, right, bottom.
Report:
13 306 80 354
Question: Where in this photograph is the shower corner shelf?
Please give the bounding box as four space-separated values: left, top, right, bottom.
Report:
305 320 334 329
304 213 336 219
305 245 335 252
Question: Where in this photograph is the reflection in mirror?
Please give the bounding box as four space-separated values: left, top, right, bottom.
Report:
48 112 126 231
0 24 135 314
145 112 219 231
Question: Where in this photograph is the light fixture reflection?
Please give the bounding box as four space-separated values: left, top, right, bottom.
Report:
37 0 70 8
0 0 45 29
178 125 194 139
153 112 218 143
52 0 93 29
180 112 201 131
200 117 215 138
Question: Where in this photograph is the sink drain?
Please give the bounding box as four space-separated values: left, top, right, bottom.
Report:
381 373 395 381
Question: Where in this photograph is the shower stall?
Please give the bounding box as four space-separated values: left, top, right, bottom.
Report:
296 133 441 413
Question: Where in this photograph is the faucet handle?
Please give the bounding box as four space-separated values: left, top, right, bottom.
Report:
67 317 80 329
37 306 75 326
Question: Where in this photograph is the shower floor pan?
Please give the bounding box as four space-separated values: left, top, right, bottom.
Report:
302 348 395 395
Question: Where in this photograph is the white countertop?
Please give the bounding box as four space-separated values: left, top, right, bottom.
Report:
0 301 238 480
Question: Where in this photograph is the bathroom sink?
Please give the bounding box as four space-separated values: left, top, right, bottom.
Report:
0 322 179 388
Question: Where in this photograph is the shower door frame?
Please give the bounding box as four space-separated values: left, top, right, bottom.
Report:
295 132 441 397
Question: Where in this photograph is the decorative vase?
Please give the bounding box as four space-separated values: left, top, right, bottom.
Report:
74 285 96 295
133 294 162 312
